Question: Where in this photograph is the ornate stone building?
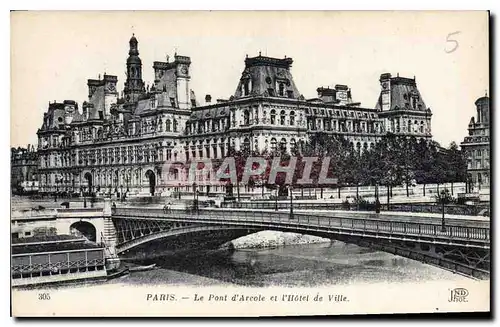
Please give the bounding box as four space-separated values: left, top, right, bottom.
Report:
36 35 433 197
461 95 490 189
11 145 38 193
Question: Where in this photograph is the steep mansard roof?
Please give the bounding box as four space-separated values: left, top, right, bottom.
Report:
375 75 428 111
233 55 302 100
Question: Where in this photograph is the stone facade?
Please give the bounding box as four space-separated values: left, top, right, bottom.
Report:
36 35 433 197
461 96 490 189
11 145 38 192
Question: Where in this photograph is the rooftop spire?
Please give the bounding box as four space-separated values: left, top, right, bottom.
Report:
129 34 139 56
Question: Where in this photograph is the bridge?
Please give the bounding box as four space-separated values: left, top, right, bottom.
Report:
12 200 490 279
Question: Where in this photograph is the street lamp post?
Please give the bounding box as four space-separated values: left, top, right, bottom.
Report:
54 178 61 202
438 190 449 232
81 186 87 208
274 188 278 211
193 182 197 211
375 182 381 214
289 184 294 219
441 199 446 232
114 177 118 198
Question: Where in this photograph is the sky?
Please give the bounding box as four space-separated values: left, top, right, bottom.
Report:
10 11 489 148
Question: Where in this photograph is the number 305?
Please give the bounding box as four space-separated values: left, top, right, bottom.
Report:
38 293 50 300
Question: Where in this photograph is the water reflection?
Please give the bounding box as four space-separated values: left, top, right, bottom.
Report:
119 242 467 287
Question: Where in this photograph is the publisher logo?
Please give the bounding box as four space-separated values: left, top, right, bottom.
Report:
448 288 469 302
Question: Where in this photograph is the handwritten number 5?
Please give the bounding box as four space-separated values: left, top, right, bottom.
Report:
445 31 461 53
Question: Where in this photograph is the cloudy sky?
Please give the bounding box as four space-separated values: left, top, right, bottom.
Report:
11 11 488 148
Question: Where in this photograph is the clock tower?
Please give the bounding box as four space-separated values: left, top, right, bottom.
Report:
103 74 118 118
123 34 145 104
174 54 191 109
379 73 391 111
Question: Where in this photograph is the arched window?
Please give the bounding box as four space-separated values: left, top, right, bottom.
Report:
356 142 361 154
270 110 276 125
243 138 251 154
166 119 171 132
270 138 277 152
420 121 424 133
290 111 295 126
243 110 250 126
280 110 286 125
158 119 163 132
280 138 287 152
173 119 178 132
412 97 417 109
290 138 297 153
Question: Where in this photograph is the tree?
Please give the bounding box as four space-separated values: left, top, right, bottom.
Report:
414 138 434 197
446 142 467 195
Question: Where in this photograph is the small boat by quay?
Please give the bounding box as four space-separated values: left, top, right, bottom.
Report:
128 263 156 272
106 268 130 280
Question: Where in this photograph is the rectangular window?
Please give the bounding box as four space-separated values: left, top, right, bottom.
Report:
170 97 176 108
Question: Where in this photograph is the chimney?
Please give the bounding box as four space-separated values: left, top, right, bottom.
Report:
205 94 212 104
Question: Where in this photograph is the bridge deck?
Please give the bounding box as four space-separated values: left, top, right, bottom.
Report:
112 207 490 246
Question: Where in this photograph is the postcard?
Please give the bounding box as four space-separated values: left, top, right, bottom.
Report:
10 10 490 317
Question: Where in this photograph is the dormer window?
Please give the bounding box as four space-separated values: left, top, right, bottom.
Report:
243 80 250 96
278 83 285 96
170 97 176 108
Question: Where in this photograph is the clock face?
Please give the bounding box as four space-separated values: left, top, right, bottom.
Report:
337 91 347 100
181 66 188 74
107 83 116 92
382 82 388 89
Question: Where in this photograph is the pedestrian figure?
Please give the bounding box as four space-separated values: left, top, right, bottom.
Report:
163 204 168 214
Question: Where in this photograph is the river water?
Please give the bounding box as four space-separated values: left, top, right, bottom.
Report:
105 241 468 288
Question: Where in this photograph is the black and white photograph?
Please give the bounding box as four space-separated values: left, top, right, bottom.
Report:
9 10 490 317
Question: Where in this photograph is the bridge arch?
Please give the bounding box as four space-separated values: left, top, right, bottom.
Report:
115 225 256 254
70 221 97 242
111 208 490 279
